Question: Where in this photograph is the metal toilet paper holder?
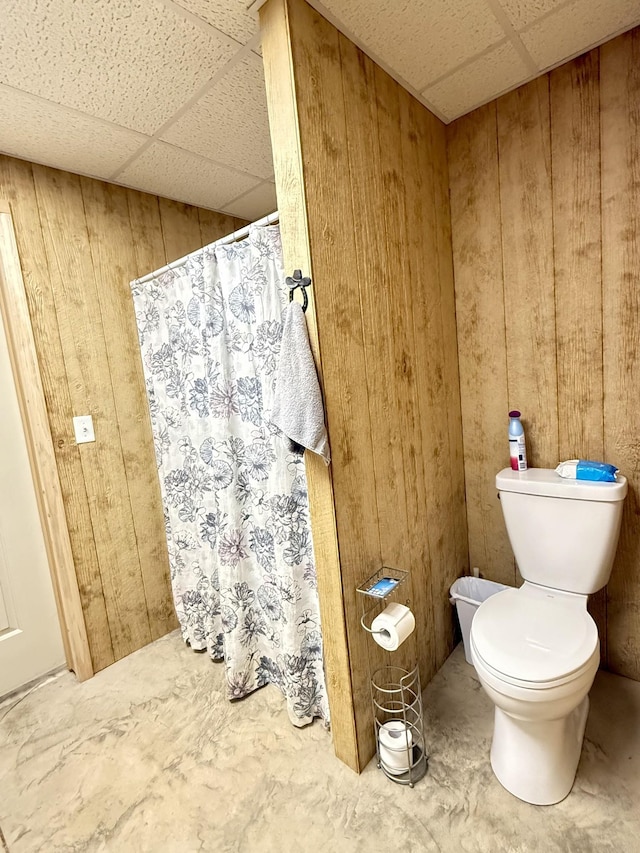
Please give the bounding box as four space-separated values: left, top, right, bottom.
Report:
357 567 428 787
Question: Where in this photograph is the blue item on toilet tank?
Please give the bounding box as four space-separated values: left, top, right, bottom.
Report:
555 460 618 482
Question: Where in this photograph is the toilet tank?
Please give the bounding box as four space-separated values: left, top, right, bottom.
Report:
496 468 627 594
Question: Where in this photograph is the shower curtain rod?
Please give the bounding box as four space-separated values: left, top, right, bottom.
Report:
135 209 279 286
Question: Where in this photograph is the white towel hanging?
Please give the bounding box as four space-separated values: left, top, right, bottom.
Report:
271 302 330 465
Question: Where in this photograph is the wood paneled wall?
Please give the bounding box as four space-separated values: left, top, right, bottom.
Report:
448 28 640 678
262 0 468 770
0 154 247 673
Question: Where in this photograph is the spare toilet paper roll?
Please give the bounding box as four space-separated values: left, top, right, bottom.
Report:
379 720 413 774
371 602 415 651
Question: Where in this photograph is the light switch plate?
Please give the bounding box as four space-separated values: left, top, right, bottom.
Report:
73 415 95 444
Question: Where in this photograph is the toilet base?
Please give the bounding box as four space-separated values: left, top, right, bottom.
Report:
490 696 590 805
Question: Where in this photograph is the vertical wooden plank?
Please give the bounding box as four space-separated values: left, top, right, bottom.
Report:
33 164 152 662
125 186 181 635
550 50 607 655
601 29 640 680
396 87 440 684
447 105 514 587
0 156 114 673
497 78 558 470
551 52 603 461
126 190 168 277
424 106 470 659
339 46 409 593
429 112 469 585
260 0 358 771
233 216 250 231
368 65 434 683
287 0 384 769
158 198 204 262
398 91 461 666
81 178 178 640
198 208 246 246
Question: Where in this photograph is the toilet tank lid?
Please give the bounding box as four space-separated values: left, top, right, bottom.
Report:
496 468 627 501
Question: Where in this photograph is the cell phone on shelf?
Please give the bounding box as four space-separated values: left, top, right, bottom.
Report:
367 577 399 597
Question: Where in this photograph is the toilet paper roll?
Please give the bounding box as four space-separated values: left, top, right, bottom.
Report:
379 720 413 774
370 602 415 651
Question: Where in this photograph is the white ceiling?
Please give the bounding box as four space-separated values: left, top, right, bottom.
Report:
1 0 639 219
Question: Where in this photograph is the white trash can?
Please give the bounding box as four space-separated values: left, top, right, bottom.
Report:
449 577 509 665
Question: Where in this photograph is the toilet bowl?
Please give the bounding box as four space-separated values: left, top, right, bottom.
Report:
472 468 627 805
470 583 600 804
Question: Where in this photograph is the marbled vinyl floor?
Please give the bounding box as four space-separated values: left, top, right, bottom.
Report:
1 632 639 853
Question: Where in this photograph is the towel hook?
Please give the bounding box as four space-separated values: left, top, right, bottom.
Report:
285 269 311 312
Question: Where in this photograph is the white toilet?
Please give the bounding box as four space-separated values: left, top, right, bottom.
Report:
470 467 627 805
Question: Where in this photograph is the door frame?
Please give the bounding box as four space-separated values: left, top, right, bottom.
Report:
0 201 92 681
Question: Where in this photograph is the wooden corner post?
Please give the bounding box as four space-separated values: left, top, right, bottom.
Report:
260 0 360 770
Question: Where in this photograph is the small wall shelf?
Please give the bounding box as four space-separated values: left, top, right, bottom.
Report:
357 567 409 635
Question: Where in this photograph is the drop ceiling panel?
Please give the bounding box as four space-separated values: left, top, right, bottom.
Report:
222 181 277 221
169 0 258 43
498 0 567 30
117 142 258 210
423 41 530 121
162 54 273 180
0 0 236 135
0 85 146 178
520 0 640 69
320 0 505 90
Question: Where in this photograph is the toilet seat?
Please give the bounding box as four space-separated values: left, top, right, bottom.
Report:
471 585 598 688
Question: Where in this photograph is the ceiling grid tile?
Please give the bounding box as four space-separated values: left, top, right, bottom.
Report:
109 34 260 183
165 0 258 44
422 40 531 120
116 141 259 209
520 0 640 68
483 0 540 74
0 0 237 135
161 53 273 180
222 180 277 220
319 0 506 91
0 84 147 179
498 0 572 31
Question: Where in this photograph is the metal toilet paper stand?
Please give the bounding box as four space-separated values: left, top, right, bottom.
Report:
357 567 428 787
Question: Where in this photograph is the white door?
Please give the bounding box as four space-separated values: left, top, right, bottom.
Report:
0 305 65 697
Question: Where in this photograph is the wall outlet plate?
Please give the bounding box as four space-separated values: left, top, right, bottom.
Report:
73 415 95 444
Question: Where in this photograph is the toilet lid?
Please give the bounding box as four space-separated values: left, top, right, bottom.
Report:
471 586 598 684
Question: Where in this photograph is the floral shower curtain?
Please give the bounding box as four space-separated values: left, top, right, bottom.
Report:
131 225 328 726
